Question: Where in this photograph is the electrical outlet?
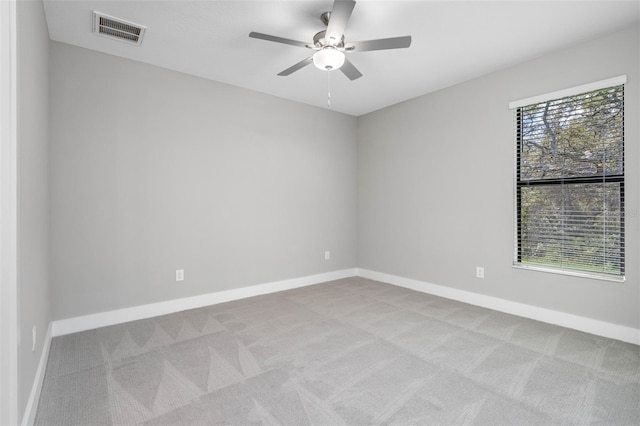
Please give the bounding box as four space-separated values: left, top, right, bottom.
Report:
176 269 184 282
476 266 485 279
324 251 330 260
32 325 36 351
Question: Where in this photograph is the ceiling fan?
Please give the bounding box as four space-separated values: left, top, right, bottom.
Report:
249 0 411 81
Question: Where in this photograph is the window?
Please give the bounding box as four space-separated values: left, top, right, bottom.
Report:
512 78 625 281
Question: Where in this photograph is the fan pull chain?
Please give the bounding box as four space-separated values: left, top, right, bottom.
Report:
327 70 331 108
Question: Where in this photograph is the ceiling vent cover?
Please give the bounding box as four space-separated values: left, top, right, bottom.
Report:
92 11 146 46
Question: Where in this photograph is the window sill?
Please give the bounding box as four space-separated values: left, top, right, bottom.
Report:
512 263 625 283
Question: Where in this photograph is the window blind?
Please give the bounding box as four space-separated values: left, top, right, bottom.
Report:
514 83 625 280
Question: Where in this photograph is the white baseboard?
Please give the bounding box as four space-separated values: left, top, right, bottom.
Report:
51 268 357 337
49 266 639 343
357 268 640 345
21 322 52 426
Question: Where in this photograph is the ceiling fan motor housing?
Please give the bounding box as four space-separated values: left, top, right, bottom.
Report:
313 30 345 49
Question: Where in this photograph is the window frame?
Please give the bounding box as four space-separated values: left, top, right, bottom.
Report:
510 77 626 282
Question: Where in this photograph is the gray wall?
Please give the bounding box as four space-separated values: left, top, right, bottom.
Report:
358 25 640 329
17 0 50 418
50 42 358 320
47 19 639 329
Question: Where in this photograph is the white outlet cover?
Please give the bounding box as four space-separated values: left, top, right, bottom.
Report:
176 269 184 281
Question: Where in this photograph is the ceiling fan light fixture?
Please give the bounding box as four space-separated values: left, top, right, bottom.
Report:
313 47 345 71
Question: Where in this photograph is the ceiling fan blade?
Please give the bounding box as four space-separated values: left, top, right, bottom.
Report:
349 36 412 52
340 58 362 81
249 32 309 49
277 57 314 76
325 0 356 45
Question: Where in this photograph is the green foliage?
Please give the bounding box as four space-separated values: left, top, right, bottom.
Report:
517 86 624 276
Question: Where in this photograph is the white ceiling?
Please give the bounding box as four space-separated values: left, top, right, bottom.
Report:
43 0 640 116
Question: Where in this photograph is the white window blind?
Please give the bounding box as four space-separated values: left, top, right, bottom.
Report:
513 83 625 281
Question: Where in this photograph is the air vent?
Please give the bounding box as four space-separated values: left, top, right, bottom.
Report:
92 12 146 46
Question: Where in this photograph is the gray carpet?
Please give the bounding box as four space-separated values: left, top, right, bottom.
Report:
35 277 640 425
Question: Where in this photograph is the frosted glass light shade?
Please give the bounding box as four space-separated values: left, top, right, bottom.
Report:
313 48 345 71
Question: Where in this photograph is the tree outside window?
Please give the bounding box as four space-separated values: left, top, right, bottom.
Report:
515 84 624 278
